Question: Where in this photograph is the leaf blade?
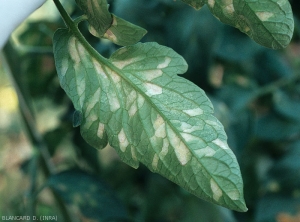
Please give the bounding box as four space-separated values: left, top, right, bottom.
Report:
53 29 247 212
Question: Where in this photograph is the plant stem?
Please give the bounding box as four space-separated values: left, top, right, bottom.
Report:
52 0 75 30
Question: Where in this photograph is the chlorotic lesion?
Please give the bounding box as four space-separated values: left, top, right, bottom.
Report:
210 178 223 201
118 128 129 152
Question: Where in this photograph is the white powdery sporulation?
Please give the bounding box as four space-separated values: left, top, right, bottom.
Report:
256 12 274 21
144 83 162 97
118 129 129 152
210 178 223 201
183 108 203 116
97 123 105 139
157 57 171 69
152 154 159 170
167 126 191 165
212 138 229 150
142 69 163 81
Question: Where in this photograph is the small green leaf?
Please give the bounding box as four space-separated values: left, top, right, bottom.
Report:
75 0 112 36
89 14 147 46
53 28 247 212
181 0 294 49
73 110 83 127
76 0 147 46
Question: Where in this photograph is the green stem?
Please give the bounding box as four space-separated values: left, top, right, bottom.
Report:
52 0 108 63
52 0 75 30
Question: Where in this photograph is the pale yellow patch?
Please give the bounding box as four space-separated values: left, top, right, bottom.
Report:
152 154 159 170
60 58 69 77
167 126 191 165
180 122 202 133
208 0 215 8
110 70 121 83
157 57 171 69
127 90 137 105
212 138 229 150
127 90 138 117
76 82 85 109
194 146 216 158
108 93 120 112
205 120 219 126
256 12 274 21
142 69 163 81
131 146 138 162
104 29 117 42
128 104 138 117
92 59 107 79
224 4 234 14
97 123 105 139
68 37 81 64
137 94 145 108
227 190 240 200
153 115 166 138
144 83 162 96
210 178 223 201
180 133 199 143
112 58 136 69
84 113 98 129
118 129 129 152
159 138 169 158
85 89 100 116
183 108 203 116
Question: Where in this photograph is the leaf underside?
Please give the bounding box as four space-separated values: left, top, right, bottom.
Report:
53 28 247 212
181 0 294 49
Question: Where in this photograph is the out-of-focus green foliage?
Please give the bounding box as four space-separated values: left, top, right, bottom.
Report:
1 0 300 221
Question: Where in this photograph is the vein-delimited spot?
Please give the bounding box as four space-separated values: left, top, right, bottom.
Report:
118 129 129 152
212 138 229 150
183 108 203 116
256 12 274 21
210 178 223 201
208 0 215 8
68 37 81 64
144 83 162 96
157 57 171 69
97 123 105 139
142 69 163 81
167 125 191 165
152 154 159 170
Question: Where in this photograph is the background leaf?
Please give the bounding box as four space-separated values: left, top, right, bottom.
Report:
48 169 129 221
181 0 294 49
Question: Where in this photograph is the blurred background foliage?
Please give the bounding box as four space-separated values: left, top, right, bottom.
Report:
1 0 300 221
